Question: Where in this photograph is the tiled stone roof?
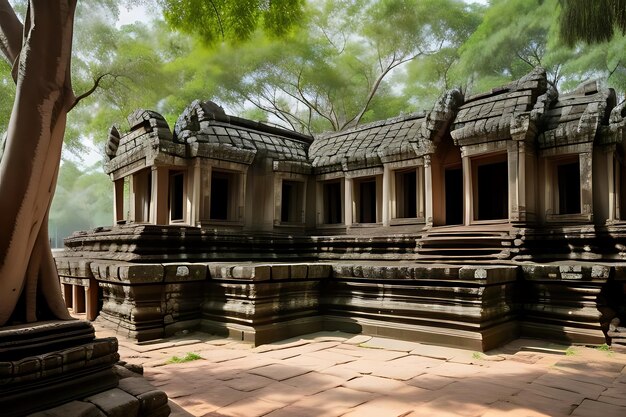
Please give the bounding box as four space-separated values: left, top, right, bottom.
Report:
104 109 177 175
451 67 548 145
309 112 428 173
103 71 625 179
104 101 314 176
174 100 312 165
538 80 616 149
309 89 463 173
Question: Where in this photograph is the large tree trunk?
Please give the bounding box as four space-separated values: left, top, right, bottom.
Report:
0 1 77 325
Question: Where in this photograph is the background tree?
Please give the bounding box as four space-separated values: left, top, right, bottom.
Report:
0 0 78 325
49 161 112 248
456 0 626 97
158 0 305 44
0 0 302 326
167 0 481 134
559 0 626 45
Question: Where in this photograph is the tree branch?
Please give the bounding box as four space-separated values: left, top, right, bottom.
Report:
343 53 419 129
206 0 225 40
69 73 111 111
0 0 23 80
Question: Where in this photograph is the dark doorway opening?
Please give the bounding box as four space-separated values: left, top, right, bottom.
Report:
210 173 229 220
557 161 581 214
476 161 508 220
358 179 377 223
396 170 417 218
323 181 342 224
445 167 463 225
281 180 303 223
170 172 185 221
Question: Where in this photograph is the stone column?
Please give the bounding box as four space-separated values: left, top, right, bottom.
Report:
189 159 201 226
382 165 390 226
113 179 124 224
518 142 527 222
507 142 519 222
424 155 433 228
580 152 593 218
462 153 472 225
151 166 169 225
344 177 353 226
607 151 616 222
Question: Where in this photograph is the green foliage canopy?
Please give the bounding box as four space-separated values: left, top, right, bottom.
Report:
159 0 305 43
456 0 626 96
169 0 481 133
559 0 626 46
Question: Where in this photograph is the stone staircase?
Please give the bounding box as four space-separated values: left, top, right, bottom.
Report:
415 226 519 263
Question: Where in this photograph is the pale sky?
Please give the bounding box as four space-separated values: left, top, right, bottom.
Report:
117 5 152 27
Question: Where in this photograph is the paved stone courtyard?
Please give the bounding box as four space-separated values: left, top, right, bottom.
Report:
94 319 626 417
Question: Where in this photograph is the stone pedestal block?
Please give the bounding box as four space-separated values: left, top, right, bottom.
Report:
520 264 608 344
322 265 520 351
92 262 206 342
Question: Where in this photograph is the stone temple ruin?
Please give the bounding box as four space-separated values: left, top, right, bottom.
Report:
56 68 626 352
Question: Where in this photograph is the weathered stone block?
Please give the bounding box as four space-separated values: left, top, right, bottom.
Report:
231 265 270 281
118 264 164 284
14 357 41 376
85 388 139 417
163 263 207 282
413 266 461 280
458 266 518 284
290 264 308 279
136 390 169 413
27 400 106 417
118 376 158 397
270 265 290 280
308 263 332 279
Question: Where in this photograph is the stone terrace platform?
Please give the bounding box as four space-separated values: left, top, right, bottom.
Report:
90 315 626 417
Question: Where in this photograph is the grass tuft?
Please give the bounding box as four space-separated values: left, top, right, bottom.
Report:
166 352 203 364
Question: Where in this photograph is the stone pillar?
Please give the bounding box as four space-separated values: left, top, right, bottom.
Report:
72 284 85 314
113 179 124 224
608 151 616 222
462 154 472 225
344 177 353 226
518 142 527 222
189 160 201 226
63 283 73 309
382 165 390 226
522 142 537 223
424 155 433 228
151 166 169 225
580 152 593 218
86 280 99 321
507 142 519 222
238 170 247 222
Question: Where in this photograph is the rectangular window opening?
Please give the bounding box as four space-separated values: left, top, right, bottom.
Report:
445 167 463 225
395 170 417 218
557 160 581 215
356 178 377 224
281 180 304 223
323 181 342 224
475 159 508 221
210 173 230 220
169 172 185 222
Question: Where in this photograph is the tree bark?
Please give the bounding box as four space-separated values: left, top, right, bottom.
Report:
0 0 77 325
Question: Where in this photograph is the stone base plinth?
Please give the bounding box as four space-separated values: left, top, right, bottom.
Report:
26 366 174 417
0 321 119 417
0 320 172 417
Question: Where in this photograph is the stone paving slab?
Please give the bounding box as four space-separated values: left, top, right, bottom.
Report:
87 317 626 417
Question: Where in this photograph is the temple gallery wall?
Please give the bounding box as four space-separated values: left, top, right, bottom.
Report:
55 68 626 352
